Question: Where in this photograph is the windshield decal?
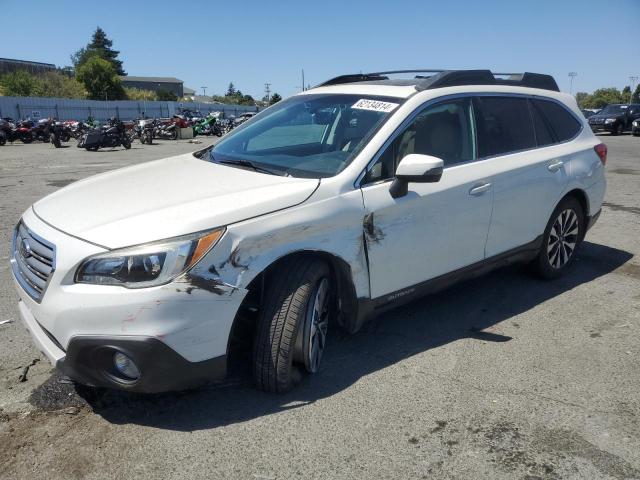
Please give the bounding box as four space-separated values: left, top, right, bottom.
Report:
352 99 399 113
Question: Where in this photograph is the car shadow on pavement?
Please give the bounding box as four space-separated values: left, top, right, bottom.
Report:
73 241 633 431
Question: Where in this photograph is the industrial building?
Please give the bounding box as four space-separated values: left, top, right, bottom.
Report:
0 58 57 75
119 76 185 97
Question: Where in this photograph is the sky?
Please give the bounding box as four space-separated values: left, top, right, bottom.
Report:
2 0 639 99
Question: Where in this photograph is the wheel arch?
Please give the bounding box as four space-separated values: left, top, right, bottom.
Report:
562 188 590 219
225 249 360 359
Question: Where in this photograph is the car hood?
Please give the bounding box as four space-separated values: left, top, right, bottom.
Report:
33 153 319 249
590 113 623 121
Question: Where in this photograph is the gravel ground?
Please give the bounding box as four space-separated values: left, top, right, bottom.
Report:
0 134 638 480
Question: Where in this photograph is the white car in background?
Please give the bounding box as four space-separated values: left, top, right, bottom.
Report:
11 69 606 393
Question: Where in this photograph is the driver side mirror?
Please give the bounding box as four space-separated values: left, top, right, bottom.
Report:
389 154 444 198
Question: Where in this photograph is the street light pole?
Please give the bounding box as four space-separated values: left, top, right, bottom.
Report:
264 83 271 105
568 72 577 96
630 76 638 103
201 86 207 97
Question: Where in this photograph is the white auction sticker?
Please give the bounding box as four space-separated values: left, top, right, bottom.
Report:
352 99 399 113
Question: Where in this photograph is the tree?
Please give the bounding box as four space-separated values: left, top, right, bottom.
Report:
72 27 126 75
633 84 640 104
269 93 282 105
575 92 589 108
124 87 156 101
622 86 632 103
226 82 236 96
76 56 125 100
39 71 86 99
579 88 625 109
156 89 178 101
0 70 43 96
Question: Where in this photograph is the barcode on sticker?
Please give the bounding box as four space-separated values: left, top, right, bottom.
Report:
352 99 399 113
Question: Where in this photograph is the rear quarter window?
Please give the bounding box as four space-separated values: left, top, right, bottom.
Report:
531 99 581 143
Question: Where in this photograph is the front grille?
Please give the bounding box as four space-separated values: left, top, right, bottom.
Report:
10 221 56 302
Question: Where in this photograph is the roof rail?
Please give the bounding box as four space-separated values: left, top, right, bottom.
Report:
316 69 559 92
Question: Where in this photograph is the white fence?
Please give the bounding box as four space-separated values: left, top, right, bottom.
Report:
0 96 260 122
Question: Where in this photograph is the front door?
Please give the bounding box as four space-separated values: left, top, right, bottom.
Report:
360 97 494 299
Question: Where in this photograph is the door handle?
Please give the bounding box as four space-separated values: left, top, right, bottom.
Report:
469 182 492 196
547 160 564 172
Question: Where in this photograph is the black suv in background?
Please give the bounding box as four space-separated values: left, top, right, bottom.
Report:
588 104 640 135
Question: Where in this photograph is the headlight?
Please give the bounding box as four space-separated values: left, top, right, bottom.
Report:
633 120 639 126
75 228 225 288
604 118 616 124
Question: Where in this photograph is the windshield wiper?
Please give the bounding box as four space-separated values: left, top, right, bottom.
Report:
217 158 287 176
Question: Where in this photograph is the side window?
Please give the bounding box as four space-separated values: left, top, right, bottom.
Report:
529 99 555 147
531 99 581 143
474 96 536 157
363 98 475 184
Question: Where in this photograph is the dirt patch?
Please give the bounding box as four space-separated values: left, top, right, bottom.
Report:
608 168 639 176
603 202 640 216
615 262 640 280
534 428 640 480
29 371 89 411
46 178 77 188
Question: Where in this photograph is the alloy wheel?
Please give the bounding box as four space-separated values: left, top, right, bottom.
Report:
547 209 579 269
303 277 330 373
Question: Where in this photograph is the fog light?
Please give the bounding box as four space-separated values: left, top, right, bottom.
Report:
113 352 140 380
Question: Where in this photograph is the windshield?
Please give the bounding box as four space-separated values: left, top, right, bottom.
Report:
208 94 402 178
599 105 628 115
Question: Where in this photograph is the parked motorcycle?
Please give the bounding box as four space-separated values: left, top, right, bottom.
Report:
132 117 155 144
15 120 35 143
154 115 188 140
77 118 132 151
0 119 34 144
192 113 219 136
64 120 90 140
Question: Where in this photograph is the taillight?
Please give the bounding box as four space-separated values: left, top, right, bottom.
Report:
594 143 607 165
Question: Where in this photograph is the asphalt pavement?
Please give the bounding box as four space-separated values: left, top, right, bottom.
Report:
0 134 638 480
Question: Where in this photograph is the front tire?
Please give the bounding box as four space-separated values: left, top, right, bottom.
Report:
531 196 584 279
253 257 332 393
611 123 623 136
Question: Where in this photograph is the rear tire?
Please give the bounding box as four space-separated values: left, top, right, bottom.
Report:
530 196 584 279
50 133 61 148
253 257 332 393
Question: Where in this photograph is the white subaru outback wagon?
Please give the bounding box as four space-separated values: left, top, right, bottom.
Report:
11 70 607 393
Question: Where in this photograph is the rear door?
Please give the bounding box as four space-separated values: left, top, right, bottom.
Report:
479 96 581 257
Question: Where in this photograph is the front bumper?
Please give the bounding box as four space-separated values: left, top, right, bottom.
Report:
589 123 615 133
17 300 226 392
11 208 248 392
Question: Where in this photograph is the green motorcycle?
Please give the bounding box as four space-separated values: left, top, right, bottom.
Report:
193 113 220 137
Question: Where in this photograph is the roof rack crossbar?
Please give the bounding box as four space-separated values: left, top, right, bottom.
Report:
316 69 559 92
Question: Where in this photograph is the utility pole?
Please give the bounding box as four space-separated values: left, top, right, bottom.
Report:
264 83 271 105
201 86 207 97
568 72 577 96
302 69 305 92
630 76 638 103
